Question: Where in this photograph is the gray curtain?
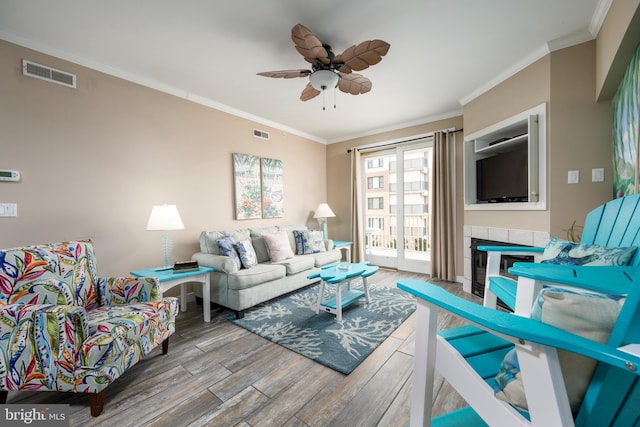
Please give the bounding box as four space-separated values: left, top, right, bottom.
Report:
430 131 456 281
350 148 365 262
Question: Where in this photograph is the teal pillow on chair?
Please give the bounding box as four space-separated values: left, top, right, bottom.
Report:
540 237 637 266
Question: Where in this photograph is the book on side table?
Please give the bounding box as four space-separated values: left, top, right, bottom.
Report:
172 260 200 273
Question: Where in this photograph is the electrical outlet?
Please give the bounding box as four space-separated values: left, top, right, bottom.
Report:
592 168 604 182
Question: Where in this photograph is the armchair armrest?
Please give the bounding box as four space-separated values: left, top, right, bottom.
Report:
325 239 335 251
192 252 239 273
0 303 88 389
509 263 637 296
478 245 545 256
97 276 161 305
397 279 640 375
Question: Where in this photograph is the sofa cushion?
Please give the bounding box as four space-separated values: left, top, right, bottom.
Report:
227 264 286 290
250 227 280 263
291 230 311 255
216 237 241 269
540 237 637 266
278 225 307 253
292 230 326 254
312 249 342 267
276 255 316 275
200 229 251 255
234 240 258 269
262 231 295 262
199 230 226 255
308 230 326 253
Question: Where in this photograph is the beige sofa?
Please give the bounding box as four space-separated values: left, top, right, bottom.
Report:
192 225 341 318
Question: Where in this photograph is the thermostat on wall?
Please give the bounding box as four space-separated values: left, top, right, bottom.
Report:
0 170 20 182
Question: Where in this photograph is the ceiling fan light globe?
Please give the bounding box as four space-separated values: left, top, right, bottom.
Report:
309 70 339 91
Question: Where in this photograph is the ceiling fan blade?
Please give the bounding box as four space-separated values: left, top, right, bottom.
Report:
257 69 312 78
291 24 330 65
300 83 320 101
337 73 372 95
335 39 390 73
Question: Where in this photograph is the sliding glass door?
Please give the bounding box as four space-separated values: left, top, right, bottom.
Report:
361 140 432 273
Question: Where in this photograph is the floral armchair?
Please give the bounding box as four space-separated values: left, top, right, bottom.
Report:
0 240 178 416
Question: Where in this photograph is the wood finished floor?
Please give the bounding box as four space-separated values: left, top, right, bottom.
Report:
6 270 479 426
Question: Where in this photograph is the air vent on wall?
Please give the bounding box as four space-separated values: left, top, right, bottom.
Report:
253 128 270 140
22 60 76 88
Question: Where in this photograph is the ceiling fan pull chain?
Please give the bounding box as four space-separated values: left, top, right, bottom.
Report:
333 88 337 109
322 90 326 111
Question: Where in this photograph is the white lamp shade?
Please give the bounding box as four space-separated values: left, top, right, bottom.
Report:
309 70 339 91
313 203 336 219
146 204 185 230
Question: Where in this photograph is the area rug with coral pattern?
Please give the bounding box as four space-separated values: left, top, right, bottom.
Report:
227 280 416 374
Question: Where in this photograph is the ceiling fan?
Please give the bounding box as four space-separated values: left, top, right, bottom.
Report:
257 24 390 108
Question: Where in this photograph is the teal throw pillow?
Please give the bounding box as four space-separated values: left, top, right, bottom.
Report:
216 237 241 269
494 287 622 413
540 237 637 266
234 239 258 269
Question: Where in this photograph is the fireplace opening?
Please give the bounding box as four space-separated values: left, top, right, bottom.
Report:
470 238 535 311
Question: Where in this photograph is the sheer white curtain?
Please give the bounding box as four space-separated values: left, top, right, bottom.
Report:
350 148 365 262
430 131 456 281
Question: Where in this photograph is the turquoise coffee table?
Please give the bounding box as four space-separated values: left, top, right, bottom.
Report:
308 262 378 322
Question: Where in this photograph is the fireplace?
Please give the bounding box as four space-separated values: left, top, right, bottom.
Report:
470 238 535 310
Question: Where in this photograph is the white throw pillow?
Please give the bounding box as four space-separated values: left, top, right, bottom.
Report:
308 230 326 253
262 231 295 262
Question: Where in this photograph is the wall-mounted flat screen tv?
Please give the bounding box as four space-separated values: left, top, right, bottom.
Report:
476 147 528 203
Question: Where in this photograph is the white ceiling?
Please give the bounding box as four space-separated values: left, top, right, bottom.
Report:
0 0 607 143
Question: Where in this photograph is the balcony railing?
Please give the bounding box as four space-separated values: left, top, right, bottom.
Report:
389 181 429 193
364 225 431 261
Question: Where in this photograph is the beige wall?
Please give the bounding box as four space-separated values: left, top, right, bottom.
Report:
549 41 613 237
0 40 328 277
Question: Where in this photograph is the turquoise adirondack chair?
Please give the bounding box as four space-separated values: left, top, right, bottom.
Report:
398 263 640 426
480 194 640 313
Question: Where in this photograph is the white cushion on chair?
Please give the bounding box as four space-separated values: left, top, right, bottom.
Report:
495 287 622 413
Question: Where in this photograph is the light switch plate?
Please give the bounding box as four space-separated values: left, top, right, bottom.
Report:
568 170 580 184
592 168 604 182
0 203 17 217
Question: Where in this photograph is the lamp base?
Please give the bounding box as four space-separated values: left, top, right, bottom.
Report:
321 219 328 240
159 233 173 270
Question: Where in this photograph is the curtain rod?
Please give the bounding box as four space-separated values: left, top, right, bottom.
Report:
346 128 463 153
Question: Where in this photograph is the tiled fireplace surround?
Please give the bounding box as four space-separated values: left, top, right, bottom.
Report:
462 225 550 293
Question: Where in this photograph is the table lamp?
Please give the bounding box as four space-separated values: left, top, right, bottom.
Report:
314 203 336 240
146 204 184 270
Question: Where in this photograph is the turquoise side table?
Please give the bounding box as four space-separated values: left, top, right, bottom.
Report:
130 267 214 322
333 240 352 262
